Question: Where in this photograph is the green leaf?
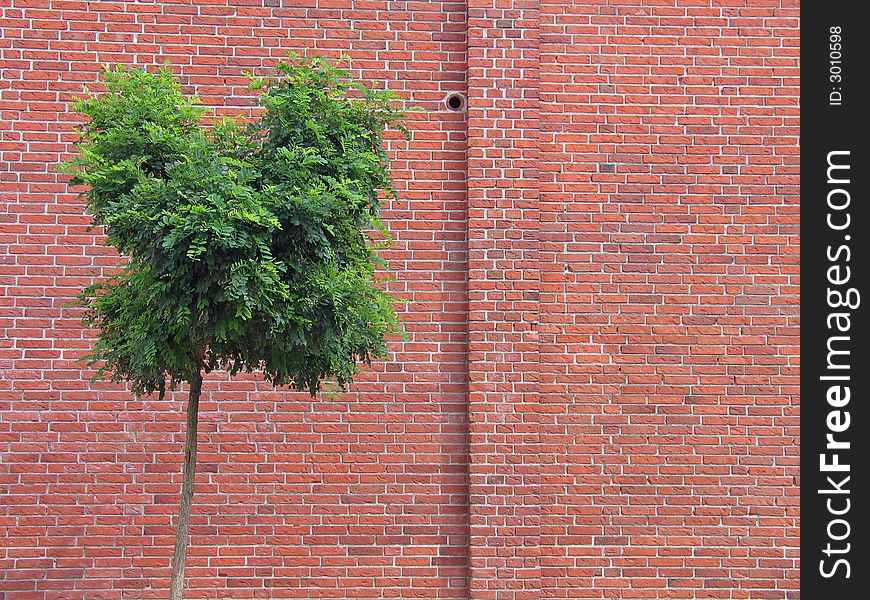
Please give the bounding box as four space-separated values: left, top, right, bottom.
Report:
59 56 407 397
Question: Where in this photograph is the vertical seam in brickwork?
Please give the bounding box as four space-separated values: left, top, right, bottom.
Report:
466 1 541 598
461 0 473 593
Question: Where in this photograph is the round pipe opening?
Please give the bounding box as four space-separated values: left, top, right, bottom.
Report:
445 93 466 111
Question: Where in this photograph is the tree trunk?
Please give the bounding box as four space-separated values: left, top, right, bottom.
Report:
169 370 203 600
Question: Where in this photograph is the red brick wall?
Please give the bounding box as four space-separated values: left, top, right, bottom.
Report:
537 1 800 598
0 1 799 599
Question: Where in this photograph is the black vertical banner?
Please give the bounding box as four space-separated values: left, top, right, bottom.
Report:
802 3 869 597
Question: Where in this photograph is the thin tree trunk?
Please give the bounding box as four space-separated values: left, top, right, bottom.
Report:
169 370 203 600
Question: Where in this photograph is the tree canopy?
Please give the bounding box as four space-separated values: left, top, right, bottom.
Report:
61 56 406 397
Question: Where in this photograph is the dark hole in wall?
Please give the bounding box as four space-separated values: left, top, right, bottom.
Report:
445 93 465 111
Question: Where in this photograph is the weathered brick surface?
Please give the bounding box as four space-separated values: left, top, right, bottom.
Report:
0 1 799 598
537 2 800 598
466 2 540 599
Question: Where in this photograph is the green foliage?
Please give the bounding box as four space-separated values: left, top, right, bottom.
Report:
61 56 407 397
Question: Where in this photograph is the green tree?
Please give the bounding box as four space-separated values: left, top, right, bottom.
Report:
60 56 406 599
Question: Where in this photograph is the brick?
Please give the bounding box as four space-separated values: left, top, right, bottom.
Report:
0 1 799 599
